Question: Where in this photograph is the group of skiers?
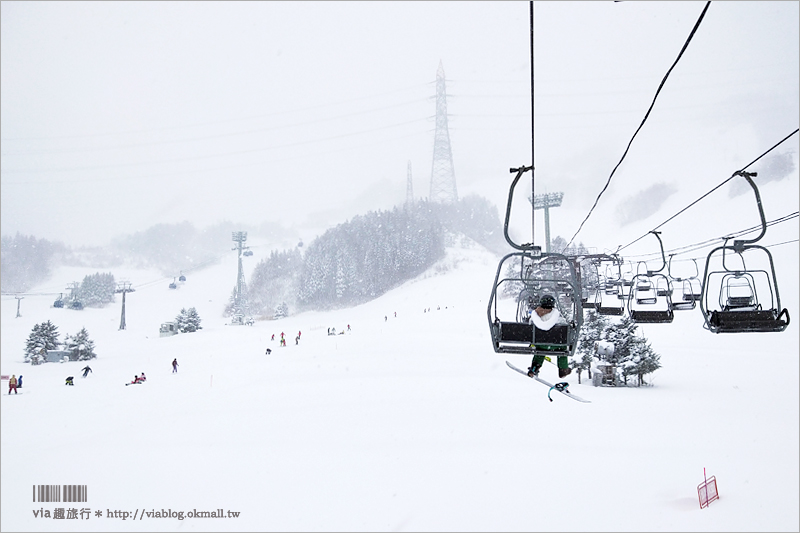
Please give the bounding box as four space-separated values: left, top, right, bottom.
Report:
6 359 181 392
268 331 303 350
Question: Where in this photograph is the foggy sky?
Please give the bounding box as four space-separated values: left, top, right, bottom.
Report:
2 1 798 252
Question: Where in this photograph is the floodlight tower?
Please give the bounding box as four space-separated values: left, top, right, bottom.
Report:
429 60 458 204
532 192 564 253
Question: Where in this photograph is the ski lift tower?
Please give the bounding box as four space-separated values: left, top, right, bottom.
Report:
115 281 135 330
532 192 564 253
231 231 249 318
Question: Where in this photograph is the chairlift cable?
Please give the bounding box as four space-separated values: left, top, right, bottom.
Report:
622 211 799 260
615 128 799 255
565 1 711 251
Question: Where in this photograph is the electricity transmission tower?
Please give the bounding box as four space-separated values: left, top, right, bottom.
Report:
115 282 135 330
429 60 458 204
406 160 414 206
231 231 249 321
532 192 564 253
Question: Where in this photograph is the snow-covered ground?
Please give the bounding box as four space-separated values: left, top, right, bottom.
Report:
1 232 798 532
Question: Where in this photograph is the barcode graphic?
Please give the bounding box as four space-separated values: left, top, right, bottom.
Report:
33 485 87 502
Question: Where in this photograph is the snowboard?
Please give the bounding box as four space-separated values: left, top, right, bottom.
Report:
506 361 591 403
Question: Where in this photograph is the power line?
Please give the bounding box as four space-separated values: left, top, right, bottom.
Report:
564 1 711 250
0 83 433 143
1 98 431 157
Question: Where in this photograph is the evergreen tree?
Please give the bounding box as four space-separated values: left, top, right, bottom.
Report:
24 320 60 364
175 307 202 333
601 315 662 386
63 327 97 360
274 302 288 319
620 336 662 386
78 272 116 307
571 310 610 383
602 315 639 365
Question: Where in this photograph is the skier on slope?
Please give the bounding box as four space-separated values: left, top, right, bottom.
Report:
82 365 92 378
526 294 572 378
8 375 18 394
17 375 23 389
172 359 179 373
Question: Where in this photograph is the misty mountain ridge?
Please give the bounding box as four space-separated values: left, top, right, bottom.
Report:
1 196 505 316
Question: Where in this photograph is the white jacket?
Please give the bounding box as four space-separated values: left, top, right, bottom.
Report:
530 307 567 331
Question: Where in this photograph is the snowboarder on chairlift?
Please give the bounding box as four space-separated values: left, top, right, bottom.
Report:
527 294 572 379
82 365 92 378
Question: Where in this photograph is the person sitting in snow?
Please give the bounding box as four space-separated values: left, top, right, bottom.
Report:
526 294 572 378
65 376 74 386
139 372 146 383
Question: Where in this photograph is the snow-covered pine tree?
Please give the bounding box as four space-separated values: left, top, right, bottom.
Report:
78 272 116 307
571 309 610 383
274 302 288 319
24 320 60 364
620 336 662 386
602 315 639 366
176 307 202 333
63 327 97 360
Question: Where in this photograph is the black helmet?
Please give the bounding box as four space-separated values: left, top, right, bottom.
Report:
539 294 556 309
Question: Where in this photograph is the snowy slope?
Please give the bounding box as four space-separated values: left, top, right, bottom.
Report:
1 235 798 532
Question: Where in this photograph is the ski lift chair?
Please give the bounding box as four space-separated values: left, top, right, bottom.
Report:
655 276 672 297
489 255 581 357
670 279 698 311
700 171 790 333
488 166 583 358
668 255 701 310
179 272 186 282
169 278 177 289
594 285 625 315
627 274 674 323
704 269 789 332
626 233 674 323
